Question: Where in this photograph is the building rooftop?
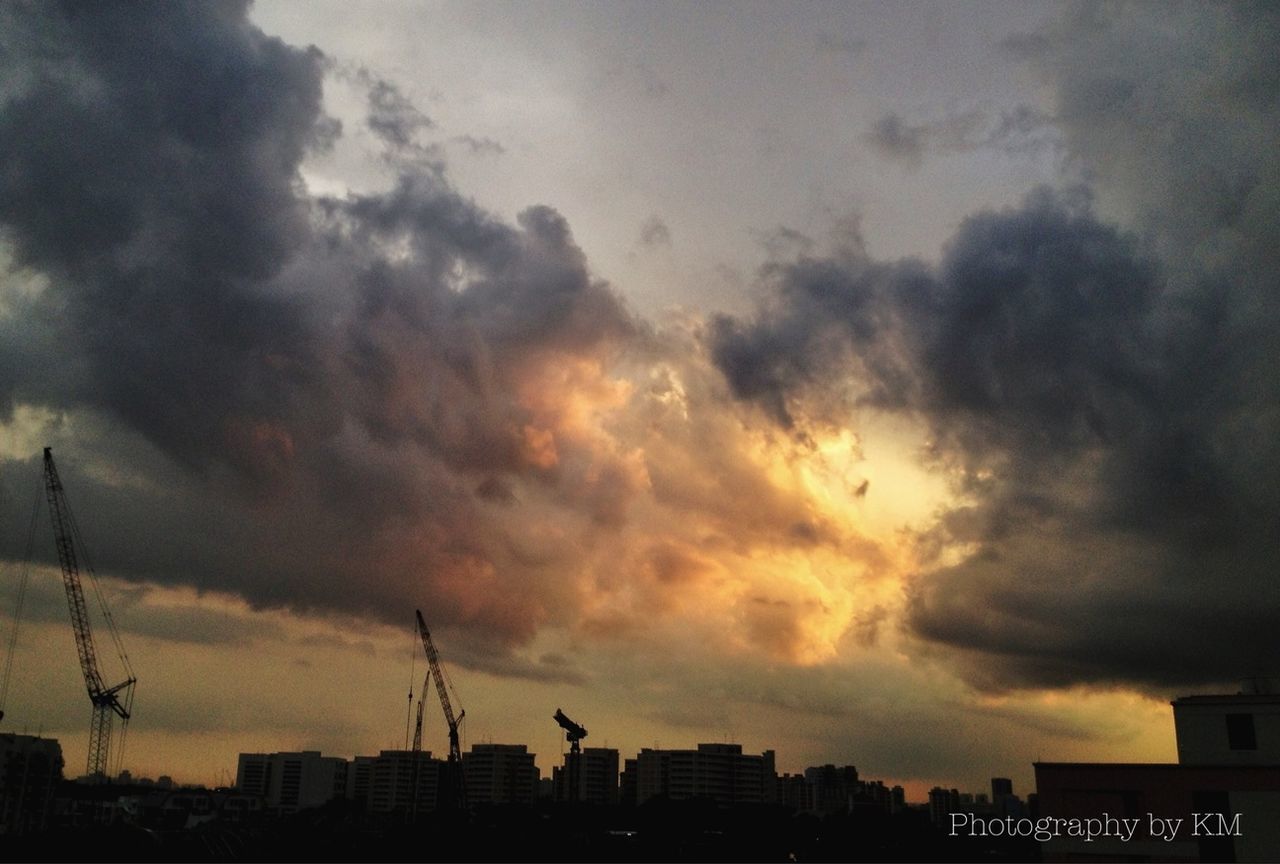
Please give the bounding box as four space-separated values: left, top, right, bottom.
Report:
1171 693 1280 706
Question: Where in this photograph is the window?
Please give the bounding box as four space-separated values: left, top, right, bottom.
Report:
1226 713 1256 750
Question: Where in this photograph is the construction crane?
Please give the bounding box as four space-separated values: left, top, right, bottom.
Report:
553 708 588 753
410 670 429 753
409 667 431 820
43 447 136 781
415 608 465 806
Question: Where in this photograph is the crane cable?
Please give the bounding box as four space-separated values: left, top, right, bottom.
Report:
0 482 43 722
56 467 136 776
64 495 134 682
404 621 417 750
436 643 466 751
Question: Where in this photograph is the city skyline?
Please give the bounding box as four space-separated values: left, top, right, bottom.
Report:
1 1 1277 804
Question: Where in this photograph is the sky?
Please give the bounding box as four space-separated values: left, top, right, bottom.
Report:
0 1 1277 801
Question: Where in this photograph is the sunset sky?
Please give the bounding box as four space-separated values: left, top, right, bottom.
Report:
1 2 1276 800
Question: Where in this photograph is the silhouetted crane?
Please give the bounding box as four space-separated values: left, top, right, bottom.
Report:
410 670 430 754
409 667 431 819
554 708 588 753
43 447 136 781
415 608 465 807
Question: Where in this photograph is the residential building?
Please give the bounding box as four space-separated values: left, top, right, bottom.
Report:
553 747 619 805
347 750 443 815
235 751 348 815
1036 692 1280 861
0 733 63 836
463 744 538 806
634 743 776 805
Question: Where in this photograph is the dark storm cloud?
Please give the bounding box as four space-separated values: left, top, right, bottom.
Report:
0 2 636 650
712 5 1280 692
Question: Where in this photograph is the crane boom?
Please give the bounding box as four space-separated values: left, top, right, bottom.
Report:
415 609 463 758
553 708 588 752
43 448 135 780
415 608 465 807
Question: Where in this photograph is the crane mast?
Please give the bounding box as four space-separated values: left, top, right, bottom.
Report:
43 447 135 781
415 608 465 806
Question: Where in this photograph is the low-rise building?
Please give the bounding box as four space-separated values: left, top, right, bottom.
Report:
1036 692 1280 861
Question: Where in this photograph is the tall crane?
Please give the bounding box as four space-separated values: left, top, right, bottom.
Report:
43 447 136 781
553 708 588 753
415 608 465 807
410 670 429 753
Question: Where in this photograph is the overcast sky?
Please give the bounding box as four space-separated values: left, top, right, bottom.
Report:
1 1 1276 799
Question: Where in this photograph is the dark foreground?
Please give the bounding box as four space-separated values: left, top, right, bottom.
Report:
8 798 1038 862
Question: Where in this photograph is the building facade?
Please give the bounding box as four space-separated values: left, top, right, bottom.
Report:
634 743 777 805
235 751 348 815
0 733 63 836
1173 694 1280 766
1036 693 1280 862
347 750 442 815
462 744 538 806
552 747 619 805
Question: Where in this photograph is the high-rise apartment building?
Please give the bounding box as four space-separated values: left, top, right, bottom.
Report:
552 747 619 805
462 744 539 806
235 751 348 815
634 743 776 805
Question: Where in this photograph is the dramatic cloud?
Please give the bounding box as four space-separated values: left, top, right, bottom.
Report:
712 3 1280 691
9 1 1252 793
0 2 879 679
0 1 641 646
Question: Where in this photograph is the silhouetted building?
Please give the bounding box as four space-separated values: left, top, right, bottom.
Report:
463 744 538 806
928 786 961 826
805 764 859 814
1036 693 1280 861
987 776 1025 818
235 751 348 815
635 743 776 805
348 750 442 815
777 772 812 811
619 757 638 807
0 733 63 836
553 747 618 805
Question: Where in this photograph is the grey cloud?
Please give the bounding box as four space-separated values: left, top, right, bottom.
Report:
638 215 672 249
366 78 434 151
451 134 506 157
0 2 638 656
865 106 1058 170
719 7 1280 690
863 113 928 169
712 167 1279 690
